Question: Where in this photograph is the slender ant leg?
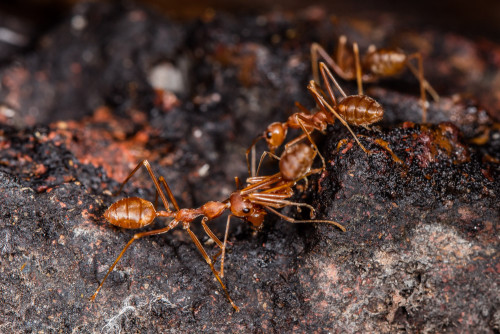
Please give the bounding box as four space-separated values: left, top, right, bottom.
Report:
265 207 346 232
90 219 180 301
406 53 434 122
114 160 178 212
353 42 363 95
185 226 239 311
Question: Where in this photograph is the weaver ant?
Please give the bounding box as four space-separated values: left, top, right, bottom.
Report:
310 61 384 131
247 58 384 176
90 160 345 312
311 36 440 122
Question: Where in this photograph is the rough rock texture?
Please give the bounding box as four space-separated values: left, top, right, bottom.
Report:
0 2 498 333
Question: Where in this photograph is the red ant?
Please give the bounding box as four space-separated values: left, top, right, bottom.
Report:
90 160 345 312
247 58 385 176
311 36 440 122
309 61 384 131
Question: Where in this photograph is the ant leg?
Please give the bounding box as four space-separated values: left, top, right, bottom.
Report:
221 215 232 277
90 219 180 301
251 145 256 178
417 53 427 123
255 150 281 177
246 176 270 184
308 81 331 112
284 132 309 150
353 42 364 95
209 215 233 278
337 35 347 72
311 42 321 85
319 62 348 104
406 54 440 103
153 187 160 210
337 136 406 167
185 226 239 312
257 166 322 195
308 81 370 155
265 206 346 232
200 217 226 276
311 42 351 85
373 138 406 166
295 101 311 114
153 175 178 211
234 177 242 190
116 160 177 213
251 197 316 218
158 176 180 211
252 166 318 195
336 138 350 152
242 172 284 194
406 53 428 122
245 135 264 177
295 116 326 169
258 179 295 193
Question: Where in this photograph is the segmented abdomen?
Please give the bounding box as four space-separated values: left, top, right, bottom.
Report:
279 143 315 181
337 95 383 126
365 49 407 76
104 197 156 229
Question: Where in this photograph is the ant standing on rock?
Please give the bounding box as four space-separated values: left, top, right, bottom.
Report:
248 58 406 179
247 56 388 176
311 36 440 122
91 160 345 311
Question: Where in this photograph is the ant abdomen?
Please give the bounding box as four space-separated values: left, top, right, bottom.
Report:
104 197 156 229
364 49 406 77
338 95 383 126
279 143 316 181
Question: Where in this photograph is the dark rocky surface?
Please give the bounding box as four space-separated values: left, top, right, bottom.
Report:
0 2 498 332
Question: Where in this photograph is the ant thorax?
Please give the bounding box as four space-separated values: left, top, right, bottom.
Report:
201 201 229 220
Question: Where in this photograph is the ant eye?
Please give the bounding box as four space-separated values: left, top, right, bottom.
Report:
242 208 250 214
266 132 273 139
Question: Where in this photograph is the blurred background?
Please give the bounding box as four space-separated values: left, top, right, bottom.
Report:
1 0 499 50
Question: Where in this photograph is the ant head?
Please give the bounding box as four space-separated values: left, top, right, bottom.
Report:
264 122 287 151
229 192 257 217
230 192 267 228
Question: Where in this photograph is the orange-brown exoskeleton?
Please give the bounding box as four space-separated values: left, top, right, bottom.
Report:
248 140 323 197
308 63 407 167
311 61 384 129
246 58 383 176
248 111 327 179
91 160 345 312
245 108 330 177
311 36 440 122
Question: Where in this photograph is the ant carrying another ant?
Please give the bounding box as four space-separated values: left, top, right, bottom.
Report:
247 57 389 177
247 58 406 181
90 160 345 312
